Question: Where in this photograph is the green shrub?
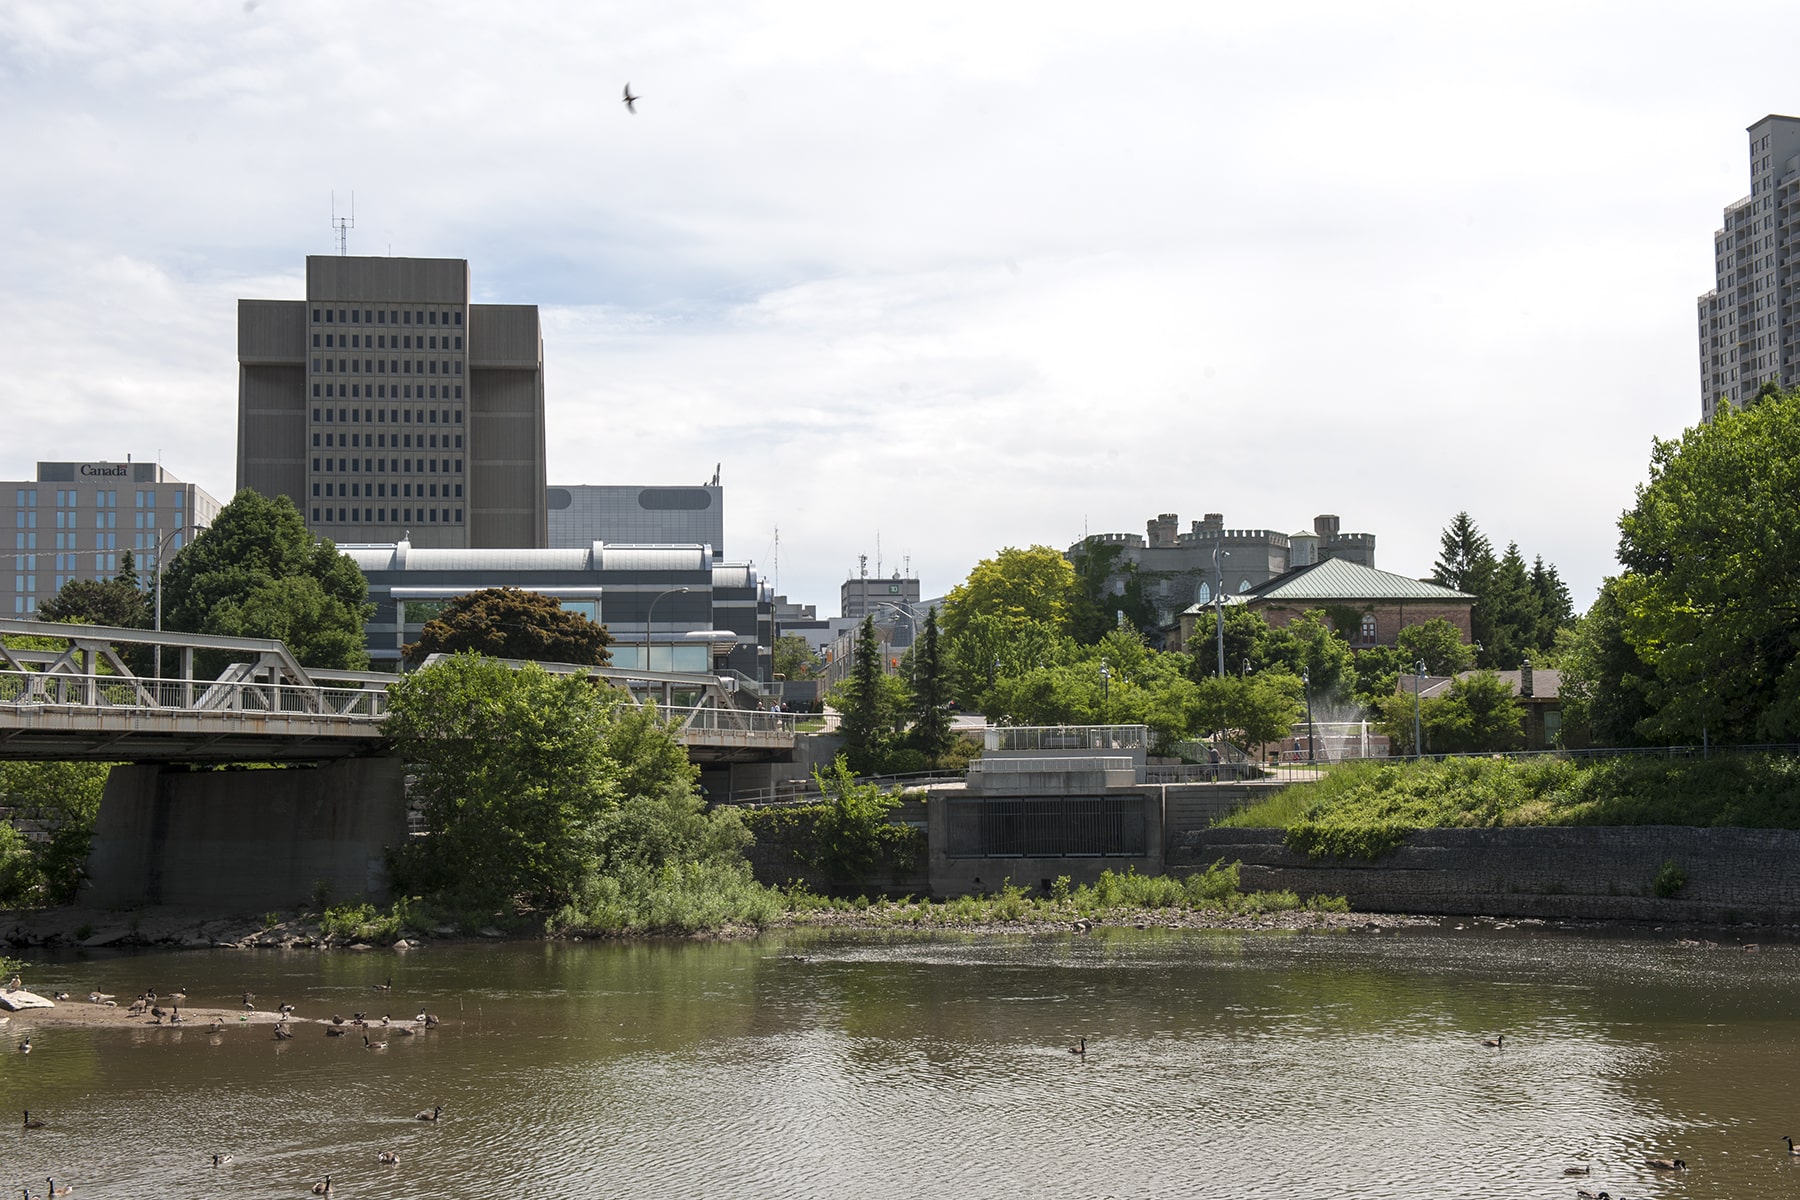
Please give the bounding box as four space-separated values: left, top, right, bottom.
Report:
1653 858 1687 899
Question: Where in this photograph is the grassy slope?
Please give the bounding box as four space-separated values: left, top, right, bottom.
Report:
1217 754 1800 859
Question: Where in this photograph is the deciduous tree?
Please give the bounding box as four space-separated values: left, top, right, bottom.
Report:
404 587 612 667
160 490 371 672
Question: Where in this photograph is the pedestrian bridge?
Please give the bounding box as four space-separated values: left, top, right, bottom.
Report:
0 618 795 764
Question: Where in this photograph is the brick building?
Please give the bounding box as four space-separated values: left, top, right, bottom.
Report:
1173 557 1472 652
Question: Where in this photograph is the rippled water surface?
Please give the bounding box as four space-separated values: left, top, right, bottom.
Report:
4 924 1800 1199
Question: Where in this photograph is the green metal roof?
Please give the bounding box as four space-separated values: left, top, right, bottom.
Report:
1224 557 1473 604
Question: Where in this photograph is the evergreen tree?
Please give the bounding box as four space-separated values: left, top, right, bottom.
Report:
838 617 889 773
908 607 954 764
116 549 140 592
1528 555 1574 650
1481 542 1541 668
1431 512 1495 595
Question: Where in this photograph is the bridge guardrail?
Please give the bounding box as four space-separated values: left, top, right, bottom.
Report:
0 669 388 720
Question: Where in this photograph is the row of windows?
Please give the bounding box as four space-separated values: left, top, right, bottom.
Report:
317 383 464 401
49 511 124 529
313 307 462 327
312 458 463 476
313 507 462 524
16 489 153 509
12 596 35 614
314 332 463 352
313 407 462 425
310 358 462 376
315 432 462 450
313 481 462 499
14 533 35 550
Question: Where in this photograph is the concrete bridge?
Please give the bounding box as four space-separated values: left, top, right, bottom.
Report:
0 618 795 764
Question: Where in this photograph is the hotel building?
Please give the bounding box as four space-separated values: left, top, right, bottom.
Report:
5 461 223 616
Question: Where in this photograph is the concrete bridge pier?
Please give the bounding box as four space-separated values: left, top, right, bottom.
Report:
84 757 407 910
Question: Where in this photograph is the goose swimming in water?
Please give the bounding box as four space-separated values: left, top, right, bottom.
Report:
211 1155 233 1167
378 1151 400 1164
1785 1136 1800 1156
45 1180 70 1197
1480 1034 1504 1048
1562 1165 1590 1176
415 1104 442 1122
23 1110 45 1129
1068 1037 1086 1056
363 1034 388 1052
1644 1158 1686 1170
310 1176 331 1195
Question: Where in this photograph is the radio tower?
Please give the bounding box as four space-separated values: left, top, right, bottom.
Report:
331 191 355 256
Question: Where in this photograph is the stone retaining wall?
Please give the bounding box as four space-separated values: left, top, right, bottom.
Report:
1172 825 1800 923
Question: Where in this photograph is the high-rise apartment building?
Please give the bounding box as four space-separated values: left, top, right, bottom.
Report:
1697 114 1800 420
5 461 223 616
237 256 548 549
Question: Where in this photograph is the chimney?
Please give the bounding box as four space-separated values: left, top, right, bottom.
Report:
1520 657 1534 698
1314 513 1340 539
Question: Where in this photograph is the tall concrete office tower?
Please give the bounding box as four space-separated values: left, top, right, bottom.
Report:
1698 114 1800 422
237 256 548 548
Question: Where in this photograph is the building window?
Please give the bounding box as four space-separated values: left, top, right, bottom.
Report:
1360 614 1378 643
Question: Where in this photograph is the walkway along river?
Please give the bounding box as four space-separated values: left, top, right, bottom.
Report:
2 923 1795 1199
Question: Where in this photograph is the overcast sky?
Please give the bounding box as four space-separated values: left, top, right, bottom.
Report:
0 2 1785 614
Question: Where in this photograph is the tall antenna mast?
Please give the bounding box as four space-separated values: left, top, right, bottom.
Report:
876 531 882 581
772 525 780 594
331 190 355 256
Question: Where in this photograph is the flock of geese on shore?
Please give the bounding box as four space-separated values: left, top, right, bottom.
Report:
15 977 447 1198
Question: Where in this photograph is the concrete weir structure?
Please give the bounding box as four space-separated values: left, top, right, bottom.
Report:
85 758 406 909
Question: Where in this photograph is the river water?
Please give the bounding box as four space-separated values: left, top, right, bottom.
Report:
3 923 1797 1199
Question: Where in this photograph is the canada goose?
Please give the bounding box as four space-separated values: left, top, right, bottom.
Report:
380 1014 392 1026
374 976 393 992
278 1003 296 1017
415 1104 442 1122
51 992 70 1002
1481 1034 1503 1048
150 1005 165 1020
207 1019 225 1034
310 1176 331 1195
1574 1191 1609 1200
1071 919 1093 933
23 1110 45 1129
1645 1158 1686 1170
45 1180 70 1197
1563 1165 1591 1175
127 997 148 1016
169 1008 183 1025
169 988 187 1005
378 1151 400 1164
211 1155 233 1167
6 974 21 991
273 1023 294 1041
1068 1037 1086 1056
1785 1136 1800 1156
19 1036 31 1054
325 1026 348 1037
331 1013 345 1025
418 1012 440 1027
363 1034 388 1052
393 1024 417 1036
88 992 113 1005
242 993 255 1011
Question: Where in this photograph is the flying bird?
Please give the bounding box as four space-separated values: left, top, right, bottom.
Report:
623 83 640 114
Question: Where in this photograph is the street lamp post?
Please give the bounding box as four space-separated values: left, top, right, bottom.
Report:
1211 545 1229 678
1100 661 1110 707
643 586 691 674
1413 658 1426 759
1302 669 1315 763
152 522 206 684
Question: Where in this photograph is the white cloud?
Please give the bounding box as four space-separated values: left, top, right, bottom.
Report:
0 0 1783 612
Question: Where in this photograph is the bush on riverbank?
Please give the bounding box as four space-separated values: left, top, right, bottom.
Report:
780 862 1347 927
1219 752 1800 859
0 761 112 907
